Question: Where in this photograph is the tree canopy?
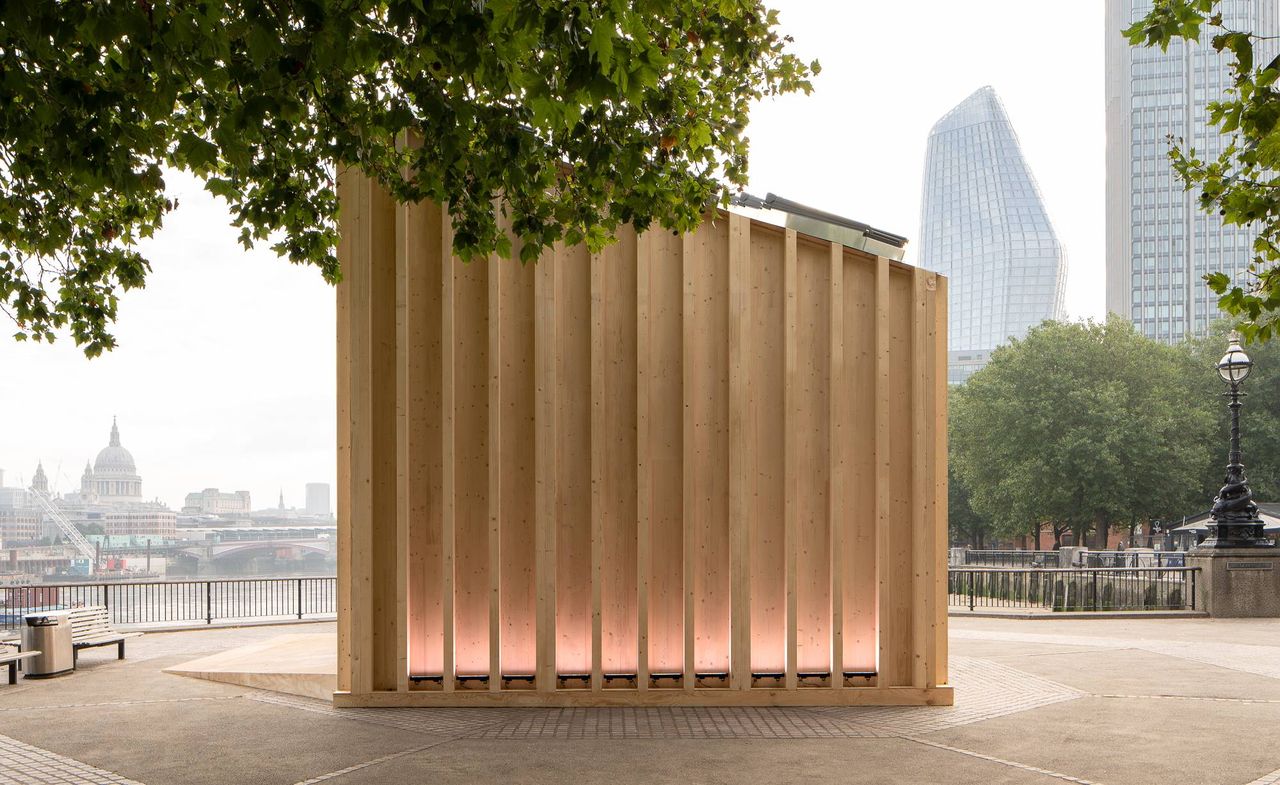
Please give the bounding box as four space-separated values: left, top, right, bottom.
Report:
1127 0 1280 342
950 318 1216 547
0 1 815 354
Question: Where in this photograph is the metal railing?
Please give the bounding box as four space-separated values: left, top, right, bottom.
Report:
961 549 1060 568
949 567 1197 612
0 577 336 632
1080 551 1185 568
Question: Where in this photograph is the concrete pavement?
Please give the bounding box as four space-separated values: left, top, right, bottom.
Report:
3 617 1280 784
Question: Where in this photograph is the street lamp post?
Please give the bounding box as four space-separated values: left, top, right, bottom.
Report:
1202 331 1272 549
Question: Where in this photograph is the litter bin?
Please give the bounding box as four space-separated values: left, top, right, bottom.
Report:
21 610 74 677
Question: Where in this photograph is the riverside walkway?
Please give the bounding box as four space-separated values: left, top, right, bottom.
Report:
3 617 1280 784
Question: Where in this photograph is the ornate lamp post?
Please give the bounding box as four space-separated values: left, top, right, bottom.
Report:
1202 331 1272 549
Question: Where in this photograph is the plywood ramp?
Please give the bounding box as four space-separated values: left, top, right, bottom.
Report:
337 171 950 706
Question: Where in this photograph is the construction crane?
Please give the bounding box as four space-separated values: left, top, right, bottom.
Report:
28 488 98 567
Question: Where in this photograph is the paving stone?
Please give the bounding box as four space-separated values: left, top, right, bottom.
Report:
0 734 142 785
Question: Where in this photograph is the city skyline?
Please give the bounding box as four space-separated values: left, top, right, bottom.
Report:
919 86 1067 383
1105 0 1280 343
0 409 331 515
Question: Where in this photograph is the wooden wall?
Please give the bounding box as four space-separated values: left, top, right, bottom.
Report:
337 171 950 707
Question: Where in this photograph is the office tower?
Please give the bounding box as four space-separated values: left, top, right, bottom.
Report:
1106 0 1279 342
305 483 331 517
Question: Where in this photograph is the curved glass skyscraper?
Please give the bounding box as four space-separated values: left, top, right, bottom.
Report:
919 86 1067 384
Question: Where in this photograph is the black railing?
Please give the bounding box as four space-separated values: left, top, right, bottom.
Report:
948 567 1197 612
0 577 336 632
961 550 1061 568
1080 551 1185 568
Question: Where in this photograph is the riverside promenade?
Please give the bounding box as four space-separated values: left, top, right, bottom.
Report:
3 617 1280 785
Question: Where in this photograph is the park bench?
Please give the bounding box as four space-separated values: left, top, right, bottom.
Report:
1 647 39 685
69 606 141 664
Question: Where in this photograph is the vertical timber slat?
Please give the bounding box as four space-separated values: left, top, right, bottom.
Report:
440 206 457 693
394 194 410 693
393 195 411 694
728 213 752 690
591 252 605 692
783 228 799 692
874 257 893 687
601 231 640 680
534 248 557 693
369 180 399 693
403 198 445 682
911 267 934 690
829 242 845 689
933 276 950 688
347 172 373 695
842 251 878 675
795 239 831 677
648 231 684 682
681 232 696 691
881 264 914 687
636 231 652 691
497 251 537 680
453 227 490 679
556 243 594 679
334 168 355 695
488 243 502 692
749 228 786 677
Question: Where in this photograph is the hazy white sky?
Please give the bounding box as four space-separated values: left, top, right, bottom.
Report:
746 0 1105 317
0 1 1107 509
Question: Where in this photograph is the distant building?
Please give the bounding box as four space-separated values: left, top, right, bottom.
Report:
0 508 42 545
31 462 48 494
0 469 41 545
80 417 143 502
1105 0 1280 342
0 470 30 511
919 86 1067 383
39 418 176 539
305 483 331 517
92 508 178 538
182 488 252 515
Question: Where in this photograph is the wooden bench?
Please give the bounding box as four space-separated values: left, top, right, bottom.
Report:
69 607 141 664
0 648 39 685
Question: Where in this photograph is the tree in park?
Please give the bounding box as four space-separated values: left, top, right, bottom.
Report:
0 1 816 355
950 318 1216 549
1128 1 1280 342
947 463 991 549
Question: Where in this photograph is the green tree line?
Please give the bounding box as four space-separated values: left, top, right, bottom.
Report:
950 317 1280 549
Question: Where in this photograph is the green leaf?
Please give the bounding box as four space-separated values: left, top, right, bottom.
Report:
1206 271 1232 293
588 18 616 71
175 134 219 171
1215 31 1253 72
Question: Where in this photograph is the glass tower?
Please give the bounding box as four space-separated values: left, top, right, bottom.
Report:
1105 0 1279 343
919 86 1067 384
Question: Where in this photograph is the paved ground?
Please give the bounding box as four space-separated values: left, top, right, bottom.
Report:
4 617 1280 784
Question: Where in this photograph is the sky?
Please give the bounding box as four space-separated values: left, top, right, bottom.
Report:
0 1 1107 509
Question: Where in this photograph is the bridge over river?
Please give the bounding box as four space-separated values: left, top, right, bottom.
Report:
100 527 336 575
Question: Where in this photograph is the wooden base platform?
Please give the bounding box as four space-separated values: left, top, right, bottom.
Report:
165 633 336 701
334 685 953 708
167 632 953 708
